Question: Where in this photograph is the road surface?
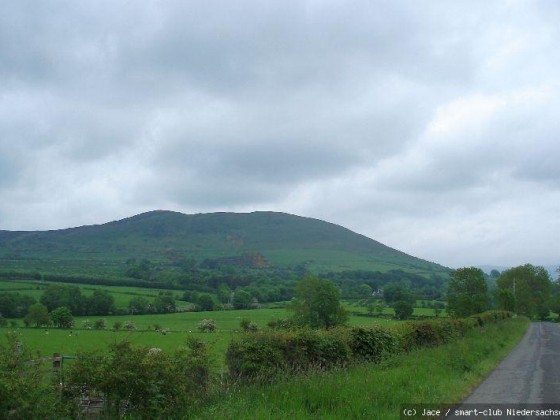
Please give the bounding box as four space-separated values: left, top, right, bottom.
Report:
446 322 560 418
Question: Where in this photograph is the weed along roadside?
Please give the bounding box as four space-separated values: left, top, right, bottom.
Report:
192 314 529 419
1 310 526 418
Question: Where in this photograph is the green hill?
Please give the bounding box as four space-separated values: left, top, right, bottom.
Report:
0 210 448 278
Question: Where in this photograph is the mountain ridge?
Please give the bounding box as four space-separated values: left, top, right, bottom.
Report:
0 210 449 277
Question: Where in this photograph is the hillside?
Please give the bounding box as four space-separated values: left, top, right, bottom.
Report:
0 210 449 277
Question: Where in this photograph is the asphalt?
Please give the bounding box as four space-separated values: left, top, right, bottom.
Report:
444 322 560 419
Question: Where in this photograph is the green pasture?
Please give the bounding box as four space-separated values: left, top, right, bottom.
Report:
0 279 187 310
0 306 401 366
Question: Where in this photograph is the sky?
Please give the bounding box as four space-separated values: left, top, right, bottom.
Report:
1 1 559 269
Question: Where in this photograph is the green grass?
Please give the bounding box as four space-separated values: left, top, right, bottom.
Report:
0 279 186 310
1 307 399 367
188 317 530 419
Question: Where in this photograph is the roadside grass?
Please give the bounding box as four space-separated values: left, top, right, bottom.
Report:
189 317 529 419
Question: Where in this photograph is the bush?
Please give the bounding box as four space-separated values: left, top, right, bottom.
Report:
350 326 399 362
93 319 107 330
197 319 216 333
0 332 57 417
227 328 353 379
240 318 259 332
63 339 212 417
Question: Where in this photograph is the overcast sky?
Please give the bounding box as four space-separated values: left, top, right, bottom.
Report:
1 1 559 269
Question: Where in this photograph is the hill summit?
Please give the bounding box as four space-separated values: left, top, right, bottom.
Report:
0 210 448 276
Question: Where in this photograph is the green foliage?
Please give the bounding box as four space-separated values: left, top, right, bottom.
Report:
197 319 216 332
41 285 86 315
128 296 151 314
289 276 348 329
496 264 552 319
50 306 74 328
350 326 399 362
192 317 528 419
240 318 259 332
233 290 252 310
0 292 36 318
226 328 352 379
197 294 215 311
87 290 115 315
0 332 57 417
383 282 414 305
94 318 107 330
447 267 488 318
393 300 414 320
63 339 212 417
24 303 50 327
496 288 516 312
153 292 176 313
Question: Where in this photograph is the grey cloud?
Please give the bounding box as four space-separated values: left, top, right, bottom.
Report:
1 1 560 268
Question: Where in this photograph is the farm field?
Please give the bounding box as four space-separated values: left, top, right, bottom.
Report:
0 306 406 366
0 279 189 310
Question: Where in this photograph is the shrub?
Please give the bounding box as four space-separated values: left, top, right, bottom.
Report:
198 319 216 333
240 318 259 332
63 339 212 417
0 332 57 417
94 319 107 330
350 326 399 362
226 331 284 379
267 318 295 330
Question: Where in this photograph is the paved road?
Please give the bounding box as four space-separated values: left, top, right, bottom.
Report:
446 322 560 418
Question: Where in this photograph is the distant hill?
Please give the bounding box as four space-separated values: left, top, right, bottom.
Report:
0 210 449 278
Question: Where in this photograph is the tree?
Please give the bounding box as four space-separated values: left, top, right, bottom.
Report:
433 302 444 318
393 300 413 320
87 290 115 315
41 285 86 315
217 283 231 304
496 264 552 319
289 276 348 329
197 294 214 311
496 288 516 312
129 296 151 315
0 293 36 318
24 304 50 327
153 292 176 313
50 306 74 328
447 267 488 318
383 283 414 306
232 290 252 310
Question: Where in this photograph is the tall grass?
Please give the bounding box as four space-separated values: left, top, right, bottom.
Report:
190 317 529 419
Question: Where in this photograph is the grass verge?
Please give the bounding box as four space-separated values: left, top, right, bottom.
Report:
190 317 529 419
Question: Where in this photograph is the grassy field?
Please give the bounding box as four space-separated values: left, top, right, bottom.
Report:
0 279 188 310
188 317 530 419
0 306 402 368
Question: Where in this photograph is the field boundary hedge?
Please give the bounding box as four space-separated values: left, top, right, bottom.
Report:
226 310 514 380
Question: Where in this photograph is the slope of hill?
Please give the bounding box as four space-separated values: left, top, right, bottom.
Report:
0 210 449 277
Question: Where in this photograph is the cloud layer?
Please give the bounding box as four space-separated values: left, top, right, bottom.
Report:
1 1 559 268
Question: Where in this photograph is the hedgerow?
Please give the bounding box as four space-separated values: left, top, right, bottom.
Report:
226 311 514 379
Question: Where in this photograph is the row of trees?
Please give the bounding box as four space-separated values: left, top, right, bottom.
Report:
447 264 558 319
